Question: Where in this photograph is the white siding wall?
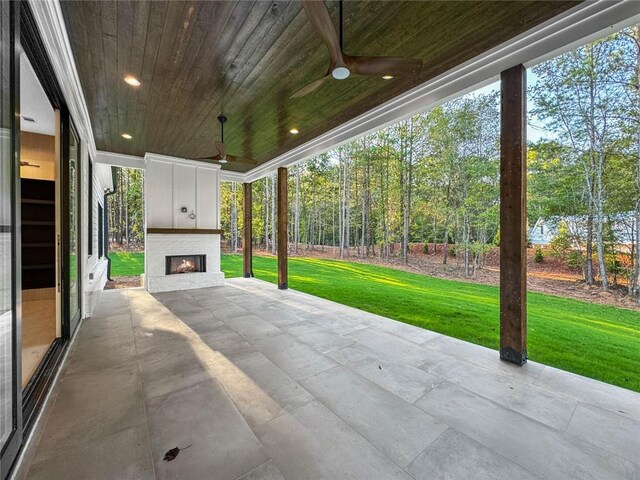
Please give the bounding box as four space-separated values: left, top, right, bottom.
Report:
81 141 109 318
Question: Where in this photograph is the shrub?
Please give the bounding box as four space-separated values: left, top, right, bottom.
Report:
606 254 624 284
550 221 572 261
422 243 429 254
534 247 544 263
566 250 583 269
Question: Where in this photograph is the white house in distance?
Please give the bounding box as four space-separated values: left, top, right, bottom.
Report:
530 212 636 247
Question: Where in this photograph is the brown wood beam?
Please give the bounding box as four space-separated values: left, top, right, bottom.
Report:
500 64 527 366
243 182 253 278
277 167 288 289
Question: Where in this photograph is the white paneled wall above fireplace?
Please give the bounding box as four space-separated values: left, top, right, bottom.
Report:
144 153 220 230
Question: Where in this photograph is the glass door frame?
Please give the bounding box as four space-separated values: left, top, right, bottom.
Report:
61 115 81 338
0 1 23 475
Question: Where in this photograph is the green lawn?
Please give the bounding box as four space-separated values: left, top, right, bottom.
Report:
110 251 640 392
109 252 145 277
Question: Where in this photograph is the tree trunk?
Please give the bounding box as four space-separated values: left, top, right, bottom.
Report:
633 27 640 300
231 182 238 252
464 215 470 276
344 151 351 258
585 211 594 284
361 159 366 257
594 151 608 289
125 170 129 249
294 164 300 254
384 141 390 261
338 150 344 258
264 177 269 252
432 217 437 256
586 63 608 290
443 228 449 265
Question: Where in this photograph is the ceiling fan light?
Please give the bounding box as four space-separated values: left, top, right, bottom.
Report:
124 76 141 87
332 66 350 80
218 158 228 164
289 128 299 135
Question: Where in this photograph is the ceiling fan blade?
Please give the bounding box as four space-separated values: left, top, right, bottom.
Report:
301 0 344 68
226 155 257 165
194 154 255 165
291 75 331 98
347 55 423 77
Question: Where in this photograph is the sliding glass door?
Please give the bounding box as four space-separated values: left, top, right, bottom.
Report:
64 124 81 335
0 0 22 475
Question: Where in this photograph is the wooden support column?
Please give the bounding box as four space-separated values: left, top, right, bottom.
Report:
500 64 527 366
242 182 253 278
277 167 288 289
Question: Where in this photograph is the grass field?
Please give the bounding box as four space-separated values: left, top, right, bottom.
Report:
109 252 145 277
109 252 640 392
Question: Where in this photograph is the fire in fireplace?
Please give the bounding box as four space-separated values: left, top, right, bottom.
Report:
166 255 206 275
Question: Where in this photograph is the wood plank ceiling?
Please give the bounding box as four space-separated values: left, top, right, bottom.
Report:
60 0 579 173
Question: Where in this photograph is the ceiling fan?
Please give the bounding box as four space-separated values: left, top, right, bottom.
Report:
291 0 423 98
196 115 257 165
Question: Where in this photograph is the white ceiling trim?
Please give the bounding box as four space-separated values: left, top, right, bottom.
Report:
219 170 247 183
95 150 145 170
94 149 246 181
144 152 222 170
28 0 97 160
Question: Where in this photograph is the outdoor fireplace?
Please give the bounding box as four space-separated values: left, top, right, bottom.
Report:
166 254 206 275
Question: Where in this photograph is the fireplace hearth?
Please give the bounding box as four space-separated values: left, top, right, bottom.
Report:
166 254 206 275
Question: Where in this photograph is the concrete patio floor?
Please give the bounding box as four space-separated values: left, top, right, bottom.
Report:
17 278 640 480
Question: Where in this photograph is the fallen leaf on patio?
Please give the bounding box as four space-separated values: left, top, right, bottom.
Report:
163 447 181 462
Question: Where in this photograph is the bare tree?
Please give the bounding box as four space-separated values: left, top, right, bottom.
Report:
264 176 270 252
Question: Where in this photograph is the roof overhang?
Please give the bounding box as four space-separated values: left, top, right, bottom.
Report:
30 0 640 182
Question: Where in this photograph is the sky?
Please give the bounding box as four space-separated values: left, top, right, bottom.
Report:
472 70 555 143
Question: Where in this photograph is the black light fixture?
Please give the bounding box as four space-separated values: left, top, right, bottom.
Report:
217 115 228 164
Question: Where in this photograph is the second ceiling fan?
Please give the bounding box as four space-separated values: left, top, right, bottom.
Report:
197 115 256 165
292 0 423 98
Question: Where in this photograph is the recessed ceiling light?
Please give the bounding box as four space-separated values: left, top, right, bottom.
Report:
218 158 228 164
382 75 394 80
289 128 299 135
124 76 141 87
121 133 132 139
